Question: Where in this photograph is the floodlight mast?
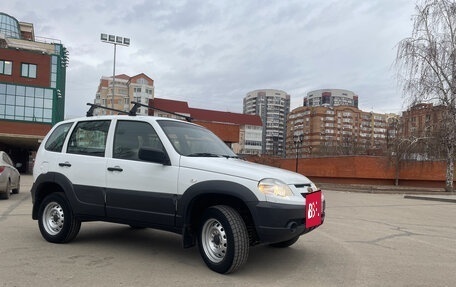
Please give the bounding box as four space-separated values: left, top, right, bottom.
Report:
100 33 130 114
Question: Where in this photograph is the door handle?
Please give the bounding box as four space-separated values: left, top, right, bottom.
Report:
107 166 123 172
58 162 71 167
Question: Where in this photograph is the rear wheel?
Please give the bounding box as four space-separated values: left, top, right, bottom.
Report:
12 181 20 194
198 205 249 274
0 181 11 199
38 193 81 243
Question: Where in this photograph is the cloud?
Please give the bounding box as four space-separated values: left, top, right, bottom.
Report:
2 0 416 117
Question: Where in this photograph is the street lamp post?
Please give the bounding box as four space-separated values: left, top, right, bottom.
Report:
100 33 130 112
294 134 303 172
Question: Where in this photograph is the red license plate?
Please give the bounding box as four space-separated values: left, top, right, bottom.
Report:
305 191 322 228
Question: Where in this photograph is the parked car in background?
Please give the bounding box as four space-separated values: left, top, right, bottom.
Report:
0 151 21 200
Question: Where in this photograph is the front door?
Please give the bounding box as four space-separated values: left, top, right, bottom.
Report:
105 120 178 227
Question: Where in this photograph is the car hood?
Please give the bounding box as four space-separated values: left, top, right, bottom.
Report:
179 156 312 185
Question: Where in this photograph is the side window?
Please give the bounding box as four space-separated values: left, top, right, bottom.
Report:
113 120 163 160
67 120 110 157
45 122 73 152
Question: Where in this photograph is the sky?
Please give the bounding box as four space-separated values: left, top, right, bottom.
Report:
3 0 417 118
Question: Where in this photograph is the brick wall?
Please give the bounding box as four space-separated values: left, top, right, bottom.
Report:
195 121 239 143
0 120 52 136
0 49 51 87
247 155 453 188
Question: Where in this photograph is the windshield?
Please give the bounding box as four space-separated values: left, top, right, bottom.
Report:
158 120 237 157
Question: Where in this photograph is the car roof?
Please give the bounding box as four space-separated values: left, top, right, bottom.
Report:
54 115 201 129
58 115 188 124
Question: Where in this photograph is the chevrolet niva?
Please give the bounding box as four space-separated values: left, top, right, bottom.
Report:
31 110 325 274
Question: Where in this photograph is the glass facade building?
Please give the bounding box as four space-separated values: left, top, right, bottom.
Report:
0 12 67 125
0 12 67 172
0 13 21 39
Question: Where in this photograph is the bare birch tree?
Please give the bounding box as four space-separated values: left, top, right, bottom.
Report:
396 0 456 191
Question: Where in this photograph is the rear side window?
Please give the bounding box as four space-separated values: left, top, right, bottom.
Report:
2 153 13 165
45 122 73 152
67 120 110 157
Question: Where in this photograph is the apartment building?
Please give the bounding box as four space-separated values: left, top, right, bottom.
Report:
243 89 290 156
304 89 358 108
94 73 154 116
400 103 445 138
0 12 68 171
287 105 397 157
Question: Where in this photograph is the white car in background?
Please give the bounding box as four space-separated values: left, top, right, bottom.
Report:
0 151 20 200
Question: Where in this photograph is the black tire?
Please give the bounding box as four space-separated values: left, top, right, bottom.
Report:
12 182 20 194
38 193 81 243
198 205 249 274
269 235 300 248
0 181 11 200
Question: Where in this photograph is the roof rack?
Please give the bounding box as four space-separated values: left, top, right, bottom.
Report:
85 102 193 122
130 101 193 122
86 103 129 117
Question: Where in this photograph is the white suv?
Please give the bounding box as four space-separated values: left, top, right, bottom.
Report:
31 113 325 274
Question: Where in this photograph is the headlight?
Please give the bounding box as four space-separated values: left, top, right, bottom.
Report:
258 178 293 197
310 182 319 192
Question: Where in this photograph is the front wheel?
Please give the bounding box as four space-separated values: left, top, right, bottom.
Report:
38 193 81 243
198 205 249 274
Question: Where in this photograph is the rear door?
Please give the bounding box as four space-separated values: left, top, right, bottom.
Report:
105 119 179 227
58 120 111 217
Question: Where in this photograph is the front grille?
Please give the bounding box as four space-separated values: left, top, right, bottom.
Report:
294 183 311 188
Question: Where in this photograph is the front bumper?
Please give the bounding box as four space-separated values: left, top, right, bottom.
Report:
248 199 325 244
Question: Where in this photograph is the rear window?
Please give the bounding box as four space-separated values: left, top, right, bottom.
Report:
45 122 73 152
67 120 110 157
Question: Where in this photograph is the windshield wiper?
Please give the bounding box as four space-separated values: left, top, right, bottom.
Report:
221 155 240 159
187 153 222 157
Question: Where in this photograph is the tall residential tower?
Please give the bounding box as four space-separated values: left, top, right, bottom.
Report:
243 89 290 156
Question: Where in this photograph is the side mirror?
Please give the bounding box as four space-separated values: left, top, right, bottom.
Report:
138 147 171 165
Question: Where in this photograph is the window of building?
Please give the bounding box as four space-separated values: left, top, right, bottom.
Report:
0 60 13 75
50 55 58 88
0 13 21 38
137 78 148 85
0 83 53 123
21 63 37 78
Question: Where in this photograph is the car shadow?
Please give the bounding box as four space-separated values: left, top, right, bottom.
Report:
72 222 317 276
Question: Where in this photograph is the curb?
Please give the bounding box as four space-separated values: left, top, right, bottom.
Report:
318 183 456 203
403 195 456 203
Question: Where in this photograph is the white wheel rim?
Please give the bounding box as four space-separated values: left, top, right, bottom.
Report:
42 201 64 235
